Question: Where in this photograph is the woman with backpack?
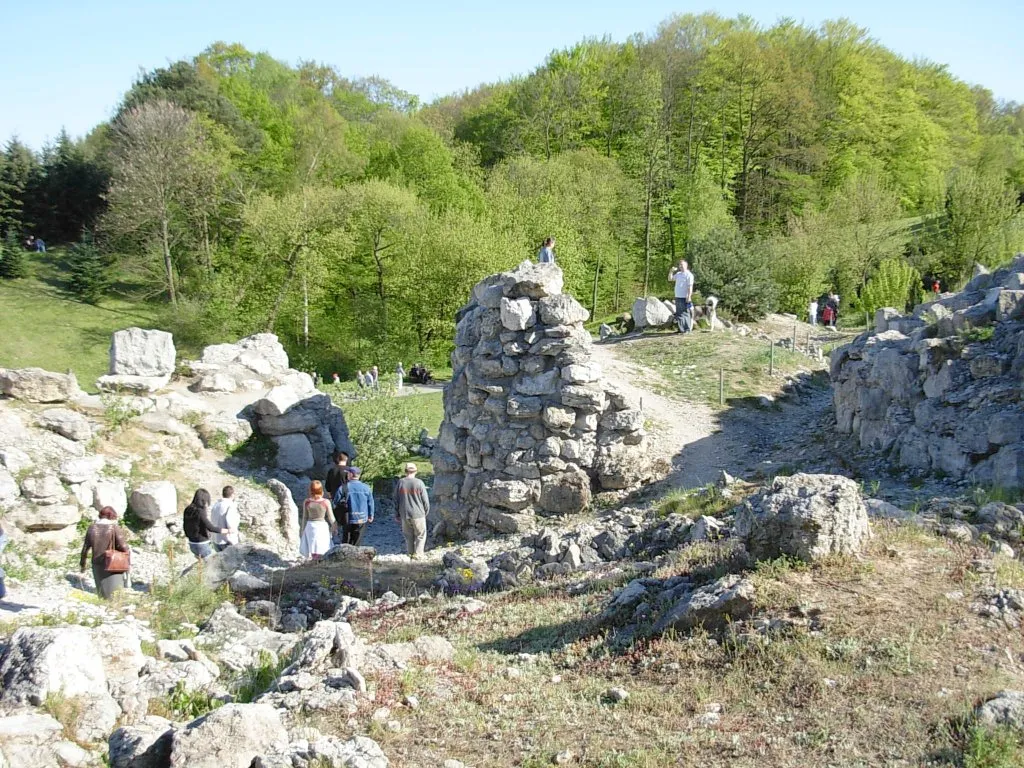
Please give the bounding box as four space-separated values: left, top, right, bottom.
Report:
79 506 131 599
183 488 232 560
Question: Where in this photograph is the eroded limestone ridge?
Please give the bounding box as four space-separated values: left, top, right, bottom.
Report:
431 261 656 539
831 256 1024 488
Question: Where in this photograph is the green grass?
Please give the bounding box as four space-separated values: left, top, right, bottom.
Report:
0 250 172 391
963 725 1024 768
141 572 229 639
624 332 823 408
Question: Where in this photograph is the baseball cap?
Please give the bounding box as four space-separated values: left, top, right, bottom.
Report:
346 466 362 476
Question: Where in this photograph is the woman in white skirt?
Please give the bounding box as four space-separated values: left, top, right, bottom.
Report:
300 480 336 560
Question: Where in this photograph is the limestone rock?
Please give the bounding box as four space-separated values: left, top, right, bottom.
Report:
500 297 536 331
130 481 178 522
653 575 756 635
19 473 66 505
108 716 174 768
734 474 870 562
272 433 315 473
93 480 128 515
632 296 673 329
169 704 288 768
0 367 79 403
36 408 92 441
8 503 80 532
110 327 176 377
975 690 1024 733
58 455 105 484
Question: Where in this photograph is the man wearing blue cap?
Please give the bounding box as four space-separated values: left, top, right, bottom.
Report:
343 467 374 546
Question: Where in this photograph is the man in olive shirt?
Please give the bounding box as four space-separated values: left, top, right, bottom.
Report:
395 462 429 557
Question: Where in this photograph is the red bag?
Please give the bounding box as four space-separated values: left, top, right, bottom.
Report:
102 527 130 574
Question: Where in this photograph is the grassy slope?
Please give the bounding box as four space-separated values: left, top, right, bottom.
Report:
0 250 169 391
334 526 1024 767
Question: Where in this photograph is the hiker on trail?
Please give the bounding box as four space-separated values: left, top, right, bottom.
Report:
327 451 350 543
396 362 405 391
932 278 941 294
79 506 130 599
371 366 380 389
355 370 364 389
809 299 818 326
300 480 336 561
184 488 232 560
342 467 374 546
395 462 429 558
34 237 45 253
209 486 240 552
0 523 10 601
363 370 374 389
537 237 556 264
822 302 836 329
668 259 695 334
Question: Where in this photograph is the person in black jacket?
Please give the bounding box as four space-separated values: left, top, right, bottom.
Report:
183 489 232 560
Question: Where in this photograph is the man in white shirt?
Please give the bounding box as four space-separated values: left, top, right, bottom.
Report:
809 299 818 326
210 486 240 551
669 260 695 333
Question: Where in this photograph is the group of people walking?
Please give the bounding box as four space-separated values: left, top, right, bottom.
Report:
809 293 840 328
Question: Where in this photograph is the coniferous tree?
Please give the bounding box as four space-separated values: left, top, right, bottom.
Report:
0 231 28 279
67 233 112 303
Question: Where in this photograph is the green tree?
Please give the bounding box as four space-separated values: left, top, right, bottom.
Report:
860 257 921 315
687 226 777 320
942 167 1022 283
0 231 28 279
66 233 113 304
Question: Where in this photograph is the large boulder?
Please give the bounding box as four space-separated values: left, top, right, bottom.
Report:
652 575 756 635
0 712 71 768
632 296 673 329
0 367 79 403
129 481 178 522
108 716 174 768
734 474 871 562
110 328 176 377
272 433 315 473
0 626 108 706
93 480 129 515
169 704 288 768
975 690 1024 734
58 455 106 484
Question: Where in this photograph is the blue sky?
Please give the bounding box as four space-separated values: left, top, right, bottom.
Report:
1 0 1020 149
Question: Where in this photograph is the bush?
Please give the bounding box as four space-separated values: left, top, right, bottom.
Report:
66 233 112 304
0 232 28 279
687 227 777 321
344 389 422 481
860 257 921 315
147 574 228 639
235 649 288 703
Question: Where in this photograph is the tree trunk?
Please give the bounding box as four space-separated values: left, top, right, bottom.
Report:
372 234 388 343
302 275 309 350
591 251 601 318
614 247 621 312
667 205 676 262
264 246 301 332
202 212 211 273
161 215 176 306
642 180 653 296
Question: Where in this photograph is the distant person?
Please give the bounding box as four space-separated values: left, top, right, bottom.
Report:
932 279 941 294
822 302 836 329
371 366 380 389
809 299 818 326
79 506 130 599
183 488 232 560
363 370 374 389
395 462 429 558
668 259 695 333
209 486 240 552
355 370 365 389
300 480 336 560
342 467 374 546
0 523 9 600
34 237 45 253
396 362 405 391
537 237 556 264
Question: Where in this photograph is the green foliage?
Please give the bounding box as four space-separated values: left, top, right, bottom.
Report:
100 395 139 432
687 227 777 321
655 485 733 520
942 167 1024 284
0 231 28 279
344 389 423 481
147 575 228 640
860 258 921 315
158 680 223 720
235 649 288 703
962 725 1024 768
66 234 112 304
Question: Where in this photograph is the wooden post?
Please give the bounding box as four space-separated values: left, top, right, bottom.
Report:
769 340 775 376
866 311 870 331
792 323 798 352
719 368 724 407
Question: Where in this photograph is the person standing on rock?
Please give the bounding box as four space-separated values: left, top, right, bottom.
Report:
79 506 130 599
300 480 336 560
210 486 240 552
184 488 232 560
342 467 374 546
395 462 429 558
537 237 556 264
669 259 694 334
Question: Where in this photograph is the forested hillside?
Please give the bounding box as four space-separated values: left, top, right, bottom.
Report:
1 14 1022 373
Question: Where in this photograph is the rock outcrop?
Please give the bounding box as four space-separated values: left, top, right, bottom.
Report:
734 474 870 561
0 367 79 403
98 327 176 394
831 255 1024 488
431 261 655 538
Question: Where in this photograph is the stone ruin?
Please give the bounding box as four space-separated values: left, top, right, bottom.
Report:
831 256 1024 489
431 261 656 539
